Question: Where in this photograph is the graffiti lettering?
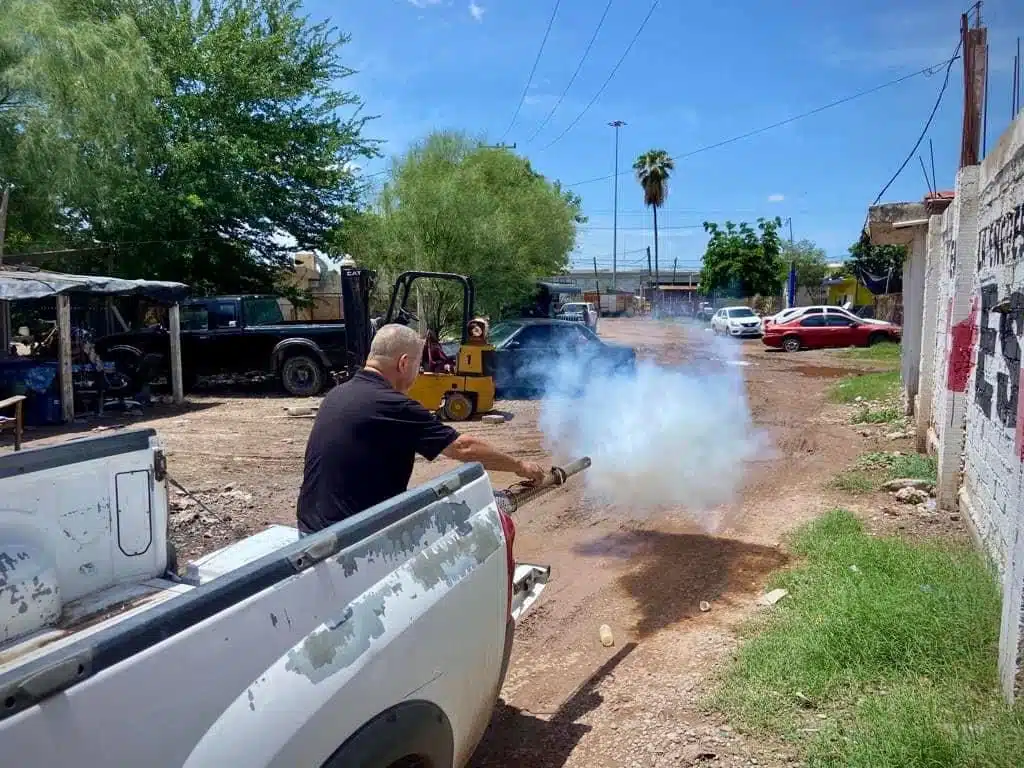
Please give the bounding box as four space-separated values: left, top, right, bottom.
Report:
974 283 1024 428
976 202 1024 270
996 291 1024 427
944 230 957 281
975 284 997 417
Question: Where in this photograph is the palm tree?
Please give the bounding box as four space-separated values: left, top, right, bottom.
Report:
633 149 675 289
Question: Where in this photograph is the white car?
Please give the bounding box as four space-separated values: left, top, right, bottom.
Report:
762 305 891 331
710 306 763 338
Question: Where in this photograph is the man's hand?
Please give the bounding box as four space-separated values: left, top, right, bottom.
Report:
516 461 547 485
442 434 549 484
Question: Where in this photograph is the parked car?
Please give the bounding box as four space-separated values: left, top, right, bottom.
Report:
556 301 599 332
762 312 902 352
696 302 716 322
0 427 553 767
96 295 355 397
761 305 892 332
488 318 635 396
710 306 763 338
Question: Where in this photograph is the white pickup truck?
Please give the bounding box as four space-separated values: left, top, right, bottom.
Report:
0 428 567 767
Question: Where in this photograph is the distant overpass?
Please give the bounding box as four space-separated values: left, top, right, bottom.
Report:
547 268 701 294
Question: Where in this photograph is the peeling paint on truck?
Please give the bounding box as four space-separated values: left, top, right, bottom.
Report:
284 511 502 685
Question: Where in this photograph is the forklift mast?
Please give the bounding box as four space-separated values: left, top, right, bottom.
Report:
384 271 476 344
340 267 376 372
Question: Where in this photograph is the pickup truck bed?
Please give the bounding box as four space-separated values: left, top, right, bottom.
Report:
0 429 547 767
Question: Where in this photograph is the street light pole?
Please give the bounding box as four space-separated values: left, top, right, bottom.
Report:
608 120 626 292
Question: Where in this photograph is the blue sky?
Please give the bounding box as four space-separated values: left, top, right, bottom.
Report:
315 0 1023 272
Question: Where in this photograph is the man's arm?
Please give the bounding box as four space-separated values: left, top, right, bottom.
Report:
442 434 546 483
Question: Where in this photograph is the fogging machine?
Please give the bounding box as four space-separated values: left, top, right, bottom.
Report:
494 457 591 515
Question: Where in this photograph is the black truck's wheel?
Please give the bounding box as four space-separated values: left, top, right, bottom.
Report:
281 354 325 397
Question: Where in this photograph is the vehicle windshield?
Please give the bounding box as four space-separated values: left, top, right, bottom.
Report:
727 307 756 318
489 321 523 346
561 303 586 312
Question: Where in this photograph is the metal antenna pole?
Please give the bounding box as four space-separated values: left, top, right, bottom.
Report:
608 121 626 292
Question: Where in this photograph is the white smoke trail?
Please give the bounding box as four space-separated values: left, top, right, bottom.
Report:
536 325 765 520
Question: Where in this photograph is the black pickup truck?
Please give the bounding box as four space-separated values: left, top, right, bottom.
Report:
95 290 370 397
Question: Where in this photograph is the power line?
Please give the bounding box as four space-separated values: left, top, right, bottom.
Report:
4 236 223 260
499 0 563 142
523 0 615 145
564 55 961 188
577 224 705 231
539 1 660 152
872 42 961 205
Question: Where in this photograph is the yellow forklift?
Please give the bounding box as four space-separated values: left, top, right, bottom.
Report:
382 271 496 422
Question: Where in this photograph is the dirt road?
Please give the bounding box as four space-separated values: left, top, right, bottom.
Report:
13 318 900 766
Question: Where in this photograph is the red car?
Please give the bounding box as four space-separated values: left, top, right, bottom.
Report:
762 313 901 352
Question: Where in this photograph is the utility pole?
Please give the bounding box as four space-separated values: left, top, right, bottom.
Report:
672 257 677 284
783 216 795 309
960 9 988 168
646 246 652 310
608 120 626 292
593 257 599 292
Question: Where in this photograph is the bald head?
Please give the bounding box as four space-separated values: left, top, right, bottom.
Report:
366 324 423 392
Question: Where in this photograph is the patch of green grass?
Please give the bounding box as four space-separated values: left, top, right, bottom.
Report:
713 511 1021 767
838 341 902 366
851 405 903 424
832 451 937 495
832 471 875 494
829 370 901 404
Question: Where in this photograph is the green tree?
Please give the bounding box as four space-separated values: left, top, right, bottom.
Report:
780 238 828 290
699 217 784 297
632 149 674 284
3 0 377 296
0 0 158 252
337 131 580 326
846 232 905 277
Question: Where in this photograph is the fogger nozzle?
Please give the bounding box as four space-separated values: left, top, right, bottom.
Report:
494 456 591 515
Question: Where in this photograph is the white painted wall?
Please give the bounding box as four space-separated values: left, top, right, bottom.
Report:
914 113 1024 702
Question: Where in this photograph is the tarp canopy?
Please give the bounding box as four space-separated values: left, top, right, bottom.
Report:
0 270 189 303
537 281 581 294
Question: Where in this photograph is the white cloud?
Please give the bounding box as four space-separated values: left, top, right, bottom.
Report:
407 0 442 7
469 2 484 21
767 193 785 203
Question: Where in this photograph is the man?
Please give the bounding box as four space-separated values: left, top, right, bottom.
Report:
297 324 546 535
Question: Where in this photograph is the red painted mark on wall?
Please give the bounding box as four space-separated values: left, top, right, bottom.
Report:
1017 369 1024 462
947 296 979 393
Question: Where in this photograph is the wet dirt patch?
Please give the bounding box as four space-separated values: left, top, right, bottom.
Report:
613 530 790 638
791 364 856 379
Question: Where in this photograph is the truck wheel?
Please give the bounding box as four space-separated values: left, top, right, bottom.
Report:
440 392 474 422
782 336 801 353
281 355 325 397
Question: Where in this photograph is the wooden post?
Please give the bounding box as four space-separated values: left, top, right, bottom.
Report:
168 302 184 404
57 294 74 423
0 186 10 359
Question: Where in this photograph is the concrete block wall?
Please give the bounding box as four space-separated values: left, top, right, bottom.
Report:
970 114 1024 703
927 203 956 450
914 112 1024 702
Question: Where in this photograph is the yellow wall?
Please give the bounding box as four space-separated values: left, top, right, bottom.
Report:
827 278 873 306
